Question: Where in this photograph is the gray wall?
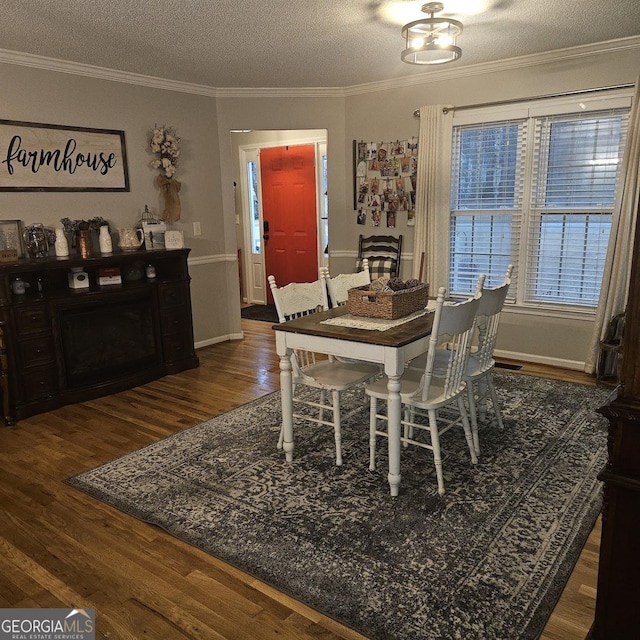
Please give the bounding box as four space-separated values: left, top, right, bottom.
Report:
0 63 231 346
1 41 638 368
338 47 639 369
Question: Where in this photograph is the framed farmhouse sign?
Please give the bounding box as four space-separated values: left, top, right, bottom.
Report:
0 119 130 191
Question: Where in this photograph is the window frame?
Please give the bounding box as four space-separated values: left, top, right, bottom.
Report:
448 90 632 315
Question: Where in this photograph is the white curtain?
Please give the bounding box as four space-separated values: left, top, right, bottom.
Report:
412 105 454 289
585 78 640 374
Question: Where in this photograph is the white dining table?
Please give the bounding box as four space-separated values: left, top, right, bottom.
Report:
272 306 434 496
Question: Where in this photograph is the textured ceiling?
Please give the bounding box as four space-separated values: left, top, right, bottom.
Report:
1 0 639 88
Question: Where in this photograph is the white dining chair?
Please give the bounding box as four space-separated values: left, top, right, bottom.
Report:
319 260 380 368
269 274 380 466
408 269 512 455
460 265 513 453
366 287 480 495
320 259 371 307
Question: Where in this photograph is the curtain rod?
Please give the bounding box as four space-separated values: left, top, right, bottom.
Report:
412 83 635 118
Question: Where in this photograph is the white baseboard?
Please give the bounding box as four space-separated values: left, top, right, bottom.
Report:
196 336 585 371
195 332 243 349
494 349 585 372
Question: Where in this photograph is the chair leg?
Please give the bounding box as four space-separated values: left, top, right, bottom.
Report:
277 424 284 449
458 395 478 465
428 409 446 496
402 406 411 446
332 390 343 466
466 381 480 456
369 396 378 471
477 378 488 423
486 374 505 429
319 389 327 424
404 406 416 443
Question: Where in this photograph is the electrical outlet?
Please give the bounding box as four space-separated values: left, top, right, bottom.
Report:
193 221 202 236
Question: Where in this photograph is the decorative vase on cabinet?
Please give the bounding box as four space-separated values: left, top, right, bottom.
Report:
76 230 92 258
54 228 69 257
99 225 113 255
23 223 49 259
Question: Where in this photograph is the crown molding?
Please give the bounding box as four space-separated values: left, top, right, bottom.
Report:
0 48 219 96
0 48 343 98
342 36 640 96
214 86 345 98
1 36 638 99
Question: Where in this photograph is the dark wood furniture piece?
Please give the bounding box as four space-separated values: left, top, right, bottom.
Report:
0 248 198 425
596 312 625 387
591 197 640 638
357 234 403 278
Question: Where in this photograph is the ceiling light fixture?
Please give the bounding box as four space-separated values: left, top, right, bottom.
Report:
401 2 462 65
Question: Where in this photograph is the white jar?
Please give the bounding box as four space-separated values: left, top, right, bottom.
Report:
68 267 89 289
54 227 69 257
99 225 113 254
12 277 26 295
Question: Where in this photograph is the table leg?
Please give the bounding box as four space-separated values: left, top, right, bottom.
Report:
279 352 294 462
386 374 402 496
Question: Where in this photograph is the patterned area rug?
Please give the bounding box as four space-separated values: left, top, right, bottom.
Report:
66 373 609 640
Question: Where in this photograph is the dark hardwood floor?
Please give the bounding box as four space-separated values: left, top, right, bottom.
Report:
0 318 599 639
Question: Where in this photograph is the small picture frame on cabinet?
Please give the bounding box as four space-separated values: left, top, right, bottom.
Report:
165 229 184 250
0 219 25 261
142 220 167 250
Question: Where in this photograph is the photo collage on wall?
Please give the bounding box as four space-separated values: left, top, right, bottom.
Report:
354 137 418 229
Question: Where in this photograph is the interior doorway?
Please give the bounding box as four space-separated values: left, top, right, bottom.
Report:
233 130 328 306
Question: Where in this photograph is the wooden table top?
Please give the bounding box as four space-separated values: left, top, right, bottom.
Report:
272 306 434 348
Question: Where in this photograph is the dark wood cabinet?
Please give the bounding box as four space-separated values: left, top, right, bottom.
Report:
0 248 198 424
591 194 640 638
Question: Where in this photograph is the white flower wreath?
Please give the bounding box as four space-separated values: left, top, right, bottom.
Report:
149 125 181 178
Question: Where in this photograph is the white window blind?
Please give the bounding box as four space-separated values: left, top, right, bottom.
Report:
449 103 629 309
449 119 526 293
526 109 629 306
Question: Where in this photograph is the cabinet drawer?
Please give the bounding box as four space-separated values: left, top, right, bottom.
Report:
163 334 191 364
158 282 188 307
23 365 58 401
15 305 51 335
19 335 55 367
161 306 188 335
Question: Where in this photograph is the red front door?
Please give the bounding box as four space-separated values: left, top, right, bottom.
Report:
260 144 318 302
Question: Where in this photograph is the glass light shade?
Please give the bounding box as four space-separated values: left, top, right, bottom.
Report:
401 10 462 65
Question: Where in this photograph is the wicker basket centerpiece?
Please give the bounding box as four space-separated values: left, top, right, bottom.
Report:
346 278 429 320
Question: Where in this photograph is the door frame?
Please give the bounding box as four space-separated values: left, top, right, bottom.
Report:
237 131 328 304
